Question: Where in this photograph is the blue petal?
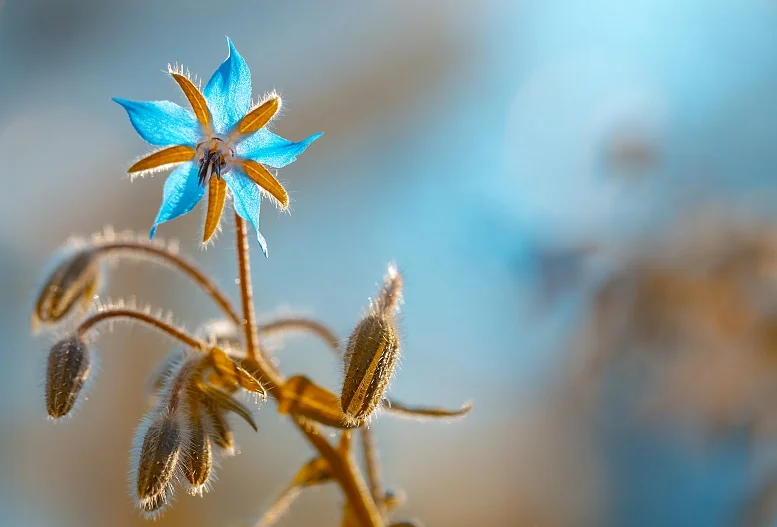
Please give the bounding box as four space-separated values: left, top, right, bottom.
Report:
113 98 201 147
224 170 269 257
203 37 252 134
235 130 323 168
149 162 205 238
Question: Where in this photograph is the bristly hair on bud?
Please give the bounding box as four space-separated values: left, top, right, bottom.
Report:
45 336 91 419
33 246 101 330
340 265 403 424
374 263 403 317
130 357 198 518
201 399 236 455
182 398 214 495
131 410 185 519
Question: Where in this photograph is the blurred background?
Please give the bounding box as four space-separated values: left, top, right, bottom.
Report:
5 0 777 525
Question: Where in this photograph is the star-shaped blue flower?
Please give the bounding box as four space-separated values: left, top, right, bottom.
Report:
114 37 322 256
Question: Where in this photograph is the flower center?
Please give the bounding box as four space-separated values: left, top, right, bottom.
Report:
195 137 234 187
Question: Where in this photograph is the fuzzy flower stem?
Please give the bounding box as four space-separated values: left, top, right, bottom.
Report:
235 215 263 363
96 241 241 325
294 417 384 527
257 317 341 353
76 308 204 350
232 216 382 526
361 426 386 517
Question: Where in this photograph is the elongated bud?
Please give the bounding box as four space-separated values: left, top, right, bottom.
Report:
202 402 235 454
183 402 213 495
135 412 183 517
341 267 402 423
34 249 100 328
45 336 91 419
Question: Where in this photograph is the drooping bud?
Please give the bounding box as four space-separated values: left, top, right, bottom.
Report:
45 336 91 419
183 402 213 495
341 266 402 423
202 402 235 454
134 412 183 517
33 248 100 328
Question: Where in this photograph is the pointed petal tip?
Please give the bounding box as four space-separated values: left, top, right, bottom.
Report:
149 225 158 239
306 132 324 144
258 232 269 258
225 36 237 53
112 97 133 110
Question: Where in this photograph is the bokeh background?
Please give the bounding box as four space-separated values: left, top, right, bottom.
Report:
5 0 777 526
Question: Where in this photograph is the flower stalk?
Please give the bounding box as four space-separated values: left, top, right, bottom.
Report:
33 36 470 527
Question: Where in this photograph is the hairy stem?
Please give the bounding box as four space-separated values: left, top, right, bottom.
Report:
361 426 386 517
295 417 384 527
232 216 381 526
235 215 263 363
97 241 241 325
76 307 204 350
257 317 341 353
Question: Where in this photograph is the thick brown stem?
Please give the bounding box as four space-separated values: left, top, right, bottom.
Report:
98 241 241 325
295 418 384 527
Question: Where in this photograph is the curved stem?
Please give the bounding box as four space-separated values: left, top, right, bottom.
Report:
97 241 241 325
257 317 341 353
76 307 204 350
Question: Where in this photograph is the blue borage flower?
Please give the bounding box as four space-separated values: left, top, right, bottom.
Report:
113 37 322 256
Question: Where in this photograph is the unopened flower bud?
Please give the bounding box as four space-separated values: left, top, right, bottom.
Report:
341 267 403 423
183 404 213 494
134 412 183 517
45 336 91 419
34 249 100 327
202 402 235 454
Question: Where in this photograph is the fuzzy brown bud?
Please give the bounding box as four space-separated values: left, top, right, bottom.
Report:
45 337 91 419
202 402 235 453
134 412 183 517
341 266 402 423
183 404 213 494
34 249 100 327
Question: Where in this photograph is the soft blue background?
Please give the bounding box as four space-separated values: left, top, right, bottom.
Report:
2 0 777 526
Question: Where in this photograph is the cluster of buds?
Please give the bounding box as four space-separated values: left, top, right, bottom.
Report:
33 232 471 526
133 347 265 517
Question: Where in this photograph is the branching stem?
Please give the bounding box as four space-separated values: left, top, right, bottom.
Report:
233 214 382 527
